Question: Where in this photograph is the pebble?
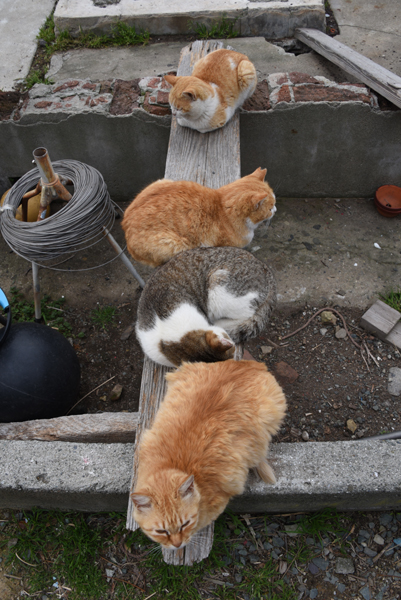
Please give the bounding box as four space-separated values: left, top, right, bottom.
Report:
320 328 328 335
335 557 355 574
364 547 377 557
273 537 285 548
312 557 329 570
260 345 273 354
301 431 309 441
335 328 347 339
374 533 385 545
309 589 318 599
235 574 242 583
380 514 393 526
360 585 372 600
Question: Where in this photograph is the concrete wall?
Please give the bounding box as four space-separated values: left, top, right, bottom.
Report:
1 96 401 201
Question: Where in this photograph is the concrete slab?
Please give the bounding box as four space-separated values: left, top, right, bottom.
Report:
331 0 401 77
1 439 400 513
54 0 326 39
0 0 56 92
47 37 353 84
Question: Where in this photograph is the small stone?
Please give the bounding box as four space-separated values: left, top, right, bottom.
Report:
335 328 347 339
284 524 299 537
388 367 401 396
109 384 123 401
273 537 285 548
308 562 320 575
105 568 114 578
364 547 377 557
301 431 309 441
235 574 242 583
337 583 346 593
359 585 372 600
321 311 336 326
347 419 358 433
274 361 299 384
380 514 393 526
263 542 273 550
260 345 273 354
312 557 329 570
335 557 355 574
374 534 385 545
320 328 328 335
309 589 318 599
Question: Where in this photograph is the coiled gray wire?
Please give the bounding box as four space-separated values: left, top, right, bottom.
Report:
0 160 118 270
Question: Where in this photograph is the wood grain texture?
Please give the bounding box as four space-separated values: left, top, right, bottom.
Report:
0 413 138 443
295 28 401 109
360 300 400 339
126 40 243 565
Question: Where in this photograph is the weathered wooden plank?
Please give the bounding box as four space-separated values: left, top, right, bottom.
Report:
126 40 243 565
295 28 401 109
385 322 401 350
360 300 400 340
0 412 139 443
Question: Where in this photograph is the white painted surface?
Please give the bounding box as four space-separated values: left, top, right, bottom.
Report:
0 0 57 91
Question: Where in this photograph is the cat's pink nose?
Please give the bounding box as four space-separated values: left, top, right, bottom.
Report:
171 536 182 548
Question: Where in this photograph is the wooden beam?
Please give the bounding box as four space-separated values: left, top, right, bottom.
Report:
126 39 243 566
0 412 138 443
295 28 401 109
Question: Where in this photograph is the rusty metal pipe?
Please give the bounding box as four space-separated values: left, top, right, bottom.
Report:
33 147 56 185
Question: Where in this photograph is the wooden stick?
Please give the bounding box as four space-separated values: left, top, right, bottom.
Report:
0 412 138 443
295 28 401 109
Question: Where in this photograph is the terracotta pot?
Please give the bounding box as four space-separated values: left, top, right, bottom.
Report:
374 185 401 217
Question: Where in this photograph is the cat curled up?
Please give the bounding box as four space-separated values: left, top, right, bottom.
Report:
122 167 276 268
136 246 276 367
131 359 287 550
164 48 257 133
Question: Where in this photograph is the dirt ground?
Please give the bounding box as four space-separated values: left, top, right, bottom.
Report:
61 297 400 443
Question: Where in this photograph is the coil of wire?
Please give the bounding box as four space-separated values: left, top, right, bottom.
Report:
0 160 116 268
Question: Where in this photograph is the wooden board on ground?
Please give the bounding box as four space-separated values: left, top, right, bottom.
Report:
295 28 401 109
360 299 401 339
126 39 243 566
0 412 139 443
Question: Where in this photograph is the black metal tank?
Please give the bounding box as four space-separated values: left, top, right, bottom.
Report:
0 288 80 422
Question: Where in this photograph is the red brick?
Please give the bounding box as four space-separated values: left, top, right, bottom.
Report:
160 78 172 90
242 80 271 111
275 74 289 86
143 93 171 116
156 90 170 105
147 77 162 88
149 95 157 103
96 96 108 103
274 361 299 385
276 85 292 103
288 72 320 85
82 82 97 90
53 80 80 93
34 101 53 109
293 85 372 104
109 79 140 115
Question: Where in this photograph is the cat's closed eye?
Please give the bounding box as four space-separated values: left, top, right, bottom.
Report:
180 520 190 531
155 529 169 535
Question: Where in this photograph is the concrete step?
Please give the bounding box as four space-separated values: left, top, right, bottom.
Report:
1 439 400 513
54 0 326 40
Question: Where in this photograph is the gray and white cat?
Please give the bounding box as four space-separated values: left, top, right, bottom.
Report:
136 247 276 367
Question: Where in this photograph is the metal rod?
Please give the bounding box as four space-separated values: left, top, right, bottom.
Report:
361 430 401 442
33 147 56 184
32 262 42 322
103 229 145 288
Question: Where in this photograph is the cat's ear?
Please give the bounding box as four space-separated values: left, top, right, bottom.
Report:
249 167 267 181
179 475 195 499
182 89 197 101
253 192 268 211
164 74 178 87
205 331 234 352
131 493 152 513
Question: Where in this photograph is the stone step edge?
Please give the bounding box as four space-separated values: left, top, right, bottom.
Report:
0 71 388 124
0 439 400 513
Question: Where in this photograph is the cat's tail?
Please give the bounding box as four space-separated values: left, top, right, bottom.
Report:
226 265 277 344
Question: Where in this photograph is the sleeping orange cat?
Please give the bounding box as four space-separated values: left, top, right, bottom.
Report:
131 359 287 550
164 48 257 132
122 167 276 267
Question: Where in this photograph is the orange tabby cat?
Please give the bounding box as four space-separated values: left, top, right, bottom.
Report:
164 49 257 132
122 167 276 267
131 359 287 550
